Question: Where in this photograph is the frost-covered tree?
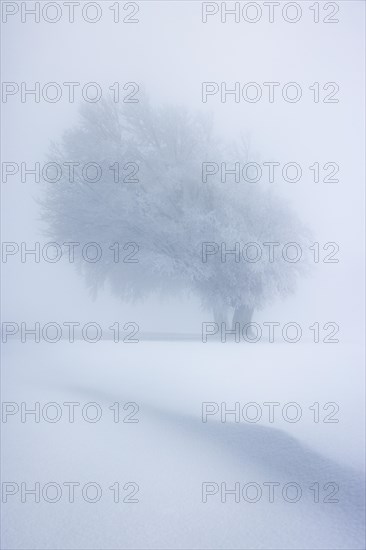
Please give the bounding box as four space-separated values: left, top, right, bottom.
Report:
42 96 308 328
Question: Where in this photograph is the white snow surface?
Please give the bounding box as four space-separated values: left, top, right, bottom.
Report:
1 340 365 549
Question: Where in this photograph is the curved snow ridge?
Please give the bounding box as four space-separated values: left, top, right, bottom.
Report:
67 384 365 549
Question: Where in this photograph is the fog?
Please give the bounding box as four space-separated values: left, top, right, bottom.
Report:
2 2 364 333
1 2 365 549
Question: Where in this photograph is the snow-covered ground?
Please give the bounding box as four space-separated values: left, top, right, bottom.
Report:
1 340 365 549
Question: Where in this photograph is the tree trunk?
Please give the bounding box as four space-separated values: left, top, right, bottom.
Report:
232 304 254 330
